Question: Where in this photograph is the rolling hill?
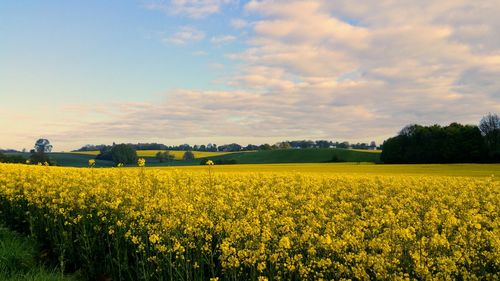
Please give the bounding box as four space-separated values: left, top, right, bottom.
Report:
174 148 381 166
70 150 237 159
6 148 381 167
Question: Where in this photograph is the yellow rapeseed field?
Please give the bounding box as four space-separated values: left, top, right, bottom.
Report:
0 163 499 280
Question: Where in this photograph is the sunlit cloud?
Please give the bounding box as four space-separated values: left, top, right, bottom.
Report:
164 26 205 44
230 18 249 29
210 35 237 45
50 0 500 147
2 0 499 150
145 0 235 18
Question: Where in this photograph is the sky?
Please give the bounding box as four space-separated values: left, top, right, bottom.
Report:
1 0 499 151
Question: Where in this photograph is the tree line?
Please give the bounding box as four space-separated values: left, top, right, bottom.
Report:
0 139 55 165
381 113 500 163
75 140 379 153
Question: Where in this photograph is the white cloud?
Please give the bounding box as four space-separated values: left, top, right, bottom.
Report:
210 35 237 45
165 26 205 44
235 0 500 127
146 0 235 18
230 18 249 29
45 0 500 148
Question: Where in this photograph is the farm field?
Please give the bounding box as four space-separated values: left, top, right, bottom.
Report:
69 150 239 159
8 148 382 167
0 163 499 280
69 148 381 164
3 1 499 281
152 163 500 178
193 148 381 165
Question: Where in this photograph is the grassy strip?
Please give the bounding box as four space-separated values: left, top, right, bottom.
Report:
0 225 81 281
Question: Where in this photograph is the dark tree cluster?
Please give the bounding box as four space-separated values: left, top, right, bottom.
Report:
155 151 174 163
29 138 55 165
0 152 26 163
381 114 500 164
96 143 138 165
0 149 20 153
75 139 379 154
182 151 195 160
479 113 500 160
73 144 109 152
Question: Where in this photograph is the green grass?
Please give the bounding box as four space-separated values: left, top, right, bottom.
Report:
143 148 381 167
0 225 81 281
138 149 380 167
8 148 380 167
70 150 240 159
6 152 114 168
162 148 381 166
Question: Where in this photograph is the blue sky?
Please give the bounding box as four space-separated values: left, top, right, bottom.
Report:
1 1 499 151
1 1 243 103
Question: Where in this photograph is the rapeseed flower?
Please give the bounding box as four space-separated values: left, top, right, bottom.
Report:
0 163 498 280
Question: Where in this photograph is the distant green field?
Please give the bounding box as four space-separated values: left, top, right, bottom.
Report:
194 148 381 164
70 150 238 159
6 152 114 167
140 148 381 166
6 148 381 167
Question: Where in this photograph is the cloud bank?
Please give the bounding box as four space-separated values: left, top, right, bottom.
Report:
45 0 500 148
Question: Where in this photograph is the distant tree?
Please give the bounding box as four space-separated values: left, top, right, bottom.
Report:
29 151 53 165
315 140 332 148
96 145 113 161
155 151 164 162
279 142 291 149
227 143 242 151
178 144 192 151
479 113 500 136
0 148 20 153
0 152 27 163
156 151 165 163
156 151 174 163
399 124 419 137
110 144 137 165
259 143 272 150
206 143 217 152
29 139 54 165
300 140 315 149
381 123 487 163
370 141 377 148
337 141 350 149
479 113 500 161
74 144 109 152
183 151 195 160
34 139 53 153
244 144 259 151
352 143 368 149
218 143 242 152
